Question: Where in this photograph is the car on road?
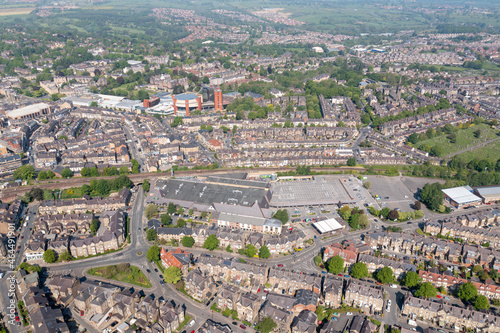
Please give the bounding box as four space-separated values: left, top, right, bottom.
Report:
344 275 350 278
80 311 84 316
232 322 237 325
277 264 283 267
390 284 397 288
338 274 343 277
387 300 392 306
138 227 140 231
386 305 390 311
160 281 164 285
436 295 442 299
154 268 158 272
189 320 195 327
240 325 246 330
444 296 451 300
146 269 150 273
159 275 163 279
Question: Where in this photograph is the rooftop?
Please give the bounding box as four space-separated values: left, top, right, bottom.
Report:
175 93 199 100
442 186 482 204
312 218 344 234
6 102 50 118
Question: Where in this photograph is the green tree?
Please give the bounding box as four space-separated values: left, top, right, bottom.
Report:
458 282 478 302
146 228 157 241
203 234 220 251
146 245 160 262
119 166 129 175
90 218 100 234
176 206 185 215
145 204 159 219
402 271 422 288
259 245 271 259
43 249 56 263
61 168 73 178
358 214 370 229
273 209 289 224
28 188 44 201
171 116 184 127
244 244 258 258
375 267 394 284
177 218 186 227
420 182 444 211
59 251 73 261
474 295 490 310
327 255 345 274
387 210 399 221
95 179 110 196
14 165 35 180
37 171 48 180
164 266 182 284
131 159 140 174
142 180 150 192
167 202 177 215
46 170 55 179
347 157 356 166
339 205 352 221
181 236 195 247
350 262 368 279
161 214 172 226
255 317 277 333
364 181 371 189
414 282 437 298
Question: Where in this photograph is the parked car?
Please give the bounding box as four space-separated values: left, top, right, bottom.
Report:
240 325 246 330
346 312 353 316
436 295 442 299
277 264 283 267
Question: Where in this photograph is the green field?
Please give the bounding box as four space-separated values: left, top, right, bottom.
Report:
454 140 500 163
416 124 500 157
87 264 152 288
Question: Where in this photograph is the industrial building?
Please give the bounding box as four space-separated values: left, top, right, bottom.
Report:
474 186 500 204
442 186 483 208
6 102 53 121
312 218 345 234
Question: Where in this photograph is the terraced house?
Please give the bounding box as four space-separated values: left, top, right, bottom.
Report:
402 296 500 332
344 281 384 315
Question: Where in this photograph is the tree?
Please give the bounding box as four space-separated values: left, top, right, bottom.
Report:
201 211 208 219
37 171 48 180
177 218 186 227
161 214 172 226
458 282 478 302
167 202 176 215
380 207 391 218
176 206 184 215
474 295 490 310
387 210 399 221
61 168 73 178
375 267 394 284
46 170 55 179
402 271 422 288
350 262 368 278
131 159 140 174
203 234 219 251
28 188 44 201
327 255 345 274
96 179 110 196
414 282 437 298
420 182 444 211
14 165 35 180
147 229 157 241
339 206 351 221
119 166 129 175
255 317 277 333
43 249 56 263
259 245 271 259
414 201 422 210
142 180 150 192
474 129 481 138
244 244 258 258
171 116 183 127
146 245 160 262
347 157 356 166
145 204 159 219
273 209 289 224
90 218 100 234
181 236 195 247
358 214 370 229
364 181 371 189
59 251 73 261
164 266 182 284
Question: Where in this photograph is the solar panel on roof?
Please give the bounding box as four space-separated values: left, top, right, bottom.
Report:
223 260 232 266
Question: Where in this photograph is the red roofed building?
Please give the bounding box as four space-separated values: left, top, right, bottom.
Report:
323 243 358 269
160 248 192 274
208 139 223 150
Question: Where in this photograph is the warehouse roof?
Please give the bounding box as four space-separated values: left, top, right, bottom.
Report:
6 102 50 118
475 186 500 198
442 186 482 205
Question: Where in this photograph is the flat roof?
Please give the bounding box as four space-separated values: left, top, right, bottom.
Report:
6 103 50 118
175 93 198 100
312 218 343 234
155 179 268 207
442 186 482 204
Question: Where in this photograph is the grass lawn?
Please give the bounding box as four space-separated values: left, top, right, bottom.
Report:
416 124 500 157
87 264 152 288
0 7 34 16
455 140 500 163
